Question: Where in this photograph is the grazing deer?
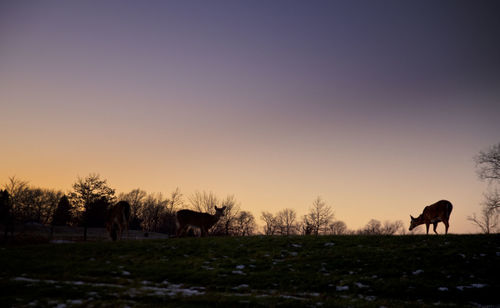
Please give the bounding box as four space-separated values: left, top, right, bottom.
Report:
106 201 131 241
176 206 226 237
409 200 453 234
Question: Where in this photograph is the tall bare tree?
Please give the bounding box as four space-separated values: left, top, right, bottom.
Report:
475 143 500 182
468 190 499 234
304 197 334 235
276 208 297 235
69 174 115 240
234 211 256 236
261 211 278 235
470 143 500 233
329 220 347 235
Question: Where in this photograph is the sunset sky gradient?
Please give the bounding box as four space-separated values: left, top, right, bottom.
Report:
1 1 499 233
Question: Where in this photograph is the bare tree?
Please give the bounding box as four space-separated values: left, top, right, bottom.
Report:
470 143 500 233
214 195 240 236
166 187 184 214
359 219 405 235
305 197 334 235
261 211 278 235
118 188 146 229
234 211 256 236
360 219 382 235
69 174 116 240
189 191 218 213
468 190 499 234
329 220 347 235
381 220 404 235
475 143 500 182
276 208 298 235
3 176 30 221
140 193 168 232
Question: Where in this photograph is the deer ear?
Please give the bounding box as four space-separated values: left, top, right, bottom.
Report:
410 215 414 220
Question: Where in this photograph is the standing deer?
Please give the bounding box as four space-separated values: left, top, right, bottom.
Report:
176 206 226 237
106 201 131 241
409 200 453 234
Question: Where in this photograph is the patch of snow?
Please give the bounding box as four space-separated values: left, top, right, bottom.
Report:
122 271 131 276
290 252 298 256
438 287 448 291
412 269 424 275
235 265 245 270
471 283 487 288
336 286 349 291
69 300 83 305
291 243 302 248
458 253 466 258
232 270 246 275
324 242 335 247
233 284 249 290
355 282 369 288
50 240 74 244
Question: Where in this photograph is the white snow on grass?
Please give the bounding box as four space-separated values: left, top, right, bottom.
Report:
12 277 205 297
235 265 245 270
232 270 246 275
354 282 369 289
412 269 424 275
324 242 335 247
336 286 349 291
456 284 488 291
122 271 131 276
438 287 448 291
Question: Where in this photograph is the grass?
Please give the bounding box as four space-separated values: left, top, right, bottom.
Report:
1 234 499 307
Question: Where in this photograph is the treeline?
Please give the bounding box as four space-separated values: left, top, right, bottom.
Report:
0 175 258 237
1 174 406 238
261 197 405 236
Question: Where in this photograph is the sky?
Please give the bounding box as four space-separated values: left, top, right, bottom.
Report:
1 1 499 233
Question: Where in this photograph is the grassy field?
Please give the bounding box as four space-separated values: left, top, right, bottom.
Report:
1 234 499 307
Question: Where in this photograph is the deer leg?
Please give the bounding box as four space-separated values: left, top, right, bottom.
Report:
433 222 438 234
444 220 449 235
425 223 430 234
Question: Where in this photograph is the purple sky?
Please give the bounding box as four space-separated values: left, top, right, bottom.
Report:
1 1 499 232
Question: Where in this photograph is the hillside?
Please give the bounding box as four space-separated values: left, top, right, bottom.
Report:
1 234 499 307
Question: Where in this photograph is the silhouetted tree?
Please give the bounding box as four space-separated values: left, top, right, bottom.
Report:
70 174 115 240
118 188 147 230
86 197 110 228
261 211 278 235
140 193 168 232
470 143 500 233
0 190 13 240
52 195 72 226
475 143 500 182
276 208 298 235
304 197 334 235
468 190 499 234
358 219 404 235
3 177 63 224
329 220 347 235
234 211 256 236
3 176 29 221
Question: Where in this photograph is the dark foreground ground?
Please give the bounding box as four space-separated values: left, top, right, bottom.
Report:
0 234 499 307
